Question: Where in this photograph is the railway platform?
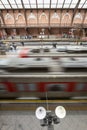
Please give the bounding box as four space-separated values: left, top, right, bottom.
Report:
0 99 87 130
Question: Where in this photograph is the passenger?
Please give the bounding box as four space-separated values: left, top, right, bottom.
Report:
21 42 24 46
52 42 57 48
12 43 17 50
9 44 14 51
80 42 82 45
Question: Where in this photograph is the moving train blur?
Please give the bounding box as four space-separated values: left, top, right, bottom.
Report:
18 45 87 58
0 56 87 99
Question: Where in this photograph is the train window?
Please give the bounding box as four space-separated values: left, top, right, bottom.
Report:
75 83 85 91
0 83 6 92
27 84 37 91
16 84 25 91
46 84 67 91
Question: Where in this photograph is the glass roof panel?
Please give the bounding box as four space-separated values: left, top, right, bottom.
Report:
30 0 36 8
63 0 72 8
70 0 78 8
9 0 17 8
57 0 64 8
0 0 87 9
44 0 50 8
83 1 87 8
22 0 29 3
15 0 22 8
0 1 4 9
24 4 30 8
1 0 11 8
37 0 43 8
51 0 57 8
78 0 87 8
22 0 30 8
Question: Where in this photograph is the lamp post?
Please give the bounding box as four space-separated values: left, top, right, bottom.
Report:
40 29 45 51
35 106 66 130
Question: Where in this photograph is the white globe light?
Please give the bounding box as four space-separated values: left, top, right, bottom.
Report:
55 106 66 119
35 107 46 120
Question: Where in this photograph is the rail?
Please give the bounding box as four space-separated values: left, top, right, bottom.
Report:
0 74 87 82
0 99 87 111
26 53 87 57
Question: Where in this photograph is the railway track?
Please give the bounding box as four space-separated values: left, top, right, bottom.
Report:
0 99 87 111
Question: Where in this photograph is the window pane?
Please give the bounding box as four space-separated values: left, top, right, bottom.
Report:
16 83 25 91
46 83 67 91
28 84 37 91
0 83 6 92
75 83 85 91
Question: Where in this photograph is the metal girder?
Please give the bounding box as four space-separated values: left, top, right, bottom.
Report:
81 0 87 8
0 10 5 25
14 0 18 8
62 0 66 9
20 0 27 25
36 0 38 9
71 0 81 25
43 0 44 9
0 0 6 9
56 0 58 8
21 0 24 9
69 0 73 8
28 0 31 9
7 0 12 9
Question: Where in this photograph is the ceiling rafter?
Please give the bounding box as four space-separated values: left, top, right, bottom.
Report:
71 0 81 25
21 0 24 9
36 0 38 9
28 0 31 9
69 0 73 8
81 0 87 8
43 0 44 9
0 0 6 9
20 0 27 26
56 0 58 8
62 0 66 9
14 0 18 8
7 0 12 9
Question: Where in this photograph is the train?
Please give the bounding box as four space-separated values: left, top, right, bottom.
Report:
0 57 87 99
18 45 87 58
1 57 87 73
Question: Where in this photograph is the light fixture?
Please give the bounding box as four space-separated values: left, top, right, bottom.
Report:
35 106 66 129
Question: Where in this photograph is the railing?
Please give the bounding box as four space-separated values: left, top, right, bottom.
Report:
0 23 87 28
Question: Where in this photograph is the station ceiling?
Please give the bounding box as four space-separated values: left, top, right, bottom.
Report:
0 0 87 9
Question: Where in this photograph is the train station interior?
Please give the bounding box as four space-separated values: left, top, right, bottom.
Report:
0 0 87 130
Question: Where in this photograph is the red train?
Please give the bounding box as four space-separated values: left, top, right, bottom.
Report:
0 81 87 98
